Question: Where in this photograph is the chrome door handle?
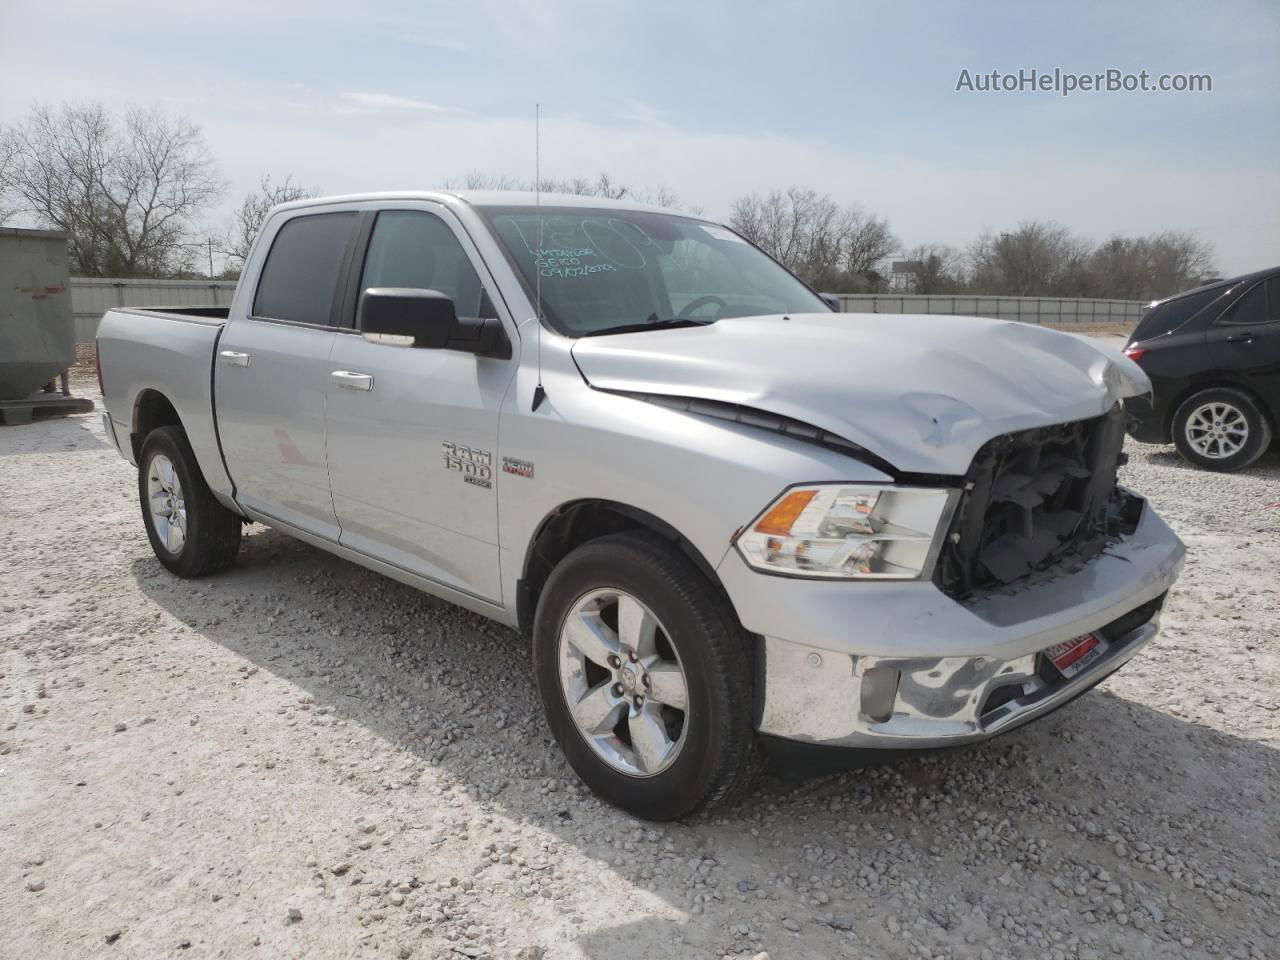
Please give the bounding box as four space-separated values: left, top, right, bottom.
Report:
1224 333 1254 343
219 350 251 367
331 370 374 391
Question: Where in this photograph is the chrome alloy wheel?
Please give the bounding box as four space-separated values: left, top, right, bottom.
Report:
1185 401 1249 459
557 589 690 777
146 453 187 553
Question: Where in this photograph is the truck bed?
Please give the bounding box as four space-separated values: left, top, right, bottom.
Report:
111 305 230 323
96 305 235 501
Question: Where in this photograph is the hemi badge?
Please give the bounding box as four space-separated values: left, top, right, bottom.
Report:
502 457 534 479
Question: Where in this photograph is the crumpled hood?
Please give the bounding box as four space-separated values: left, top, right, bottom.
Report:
571 313 1150 475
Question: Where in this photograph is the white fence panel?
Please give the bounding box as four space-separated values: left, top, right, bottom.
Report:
72 278 238 342
835 294 1145 326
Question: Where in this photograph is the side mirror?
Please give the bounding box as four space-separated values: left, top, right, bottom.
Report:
359 287 457 348
358 287 510 358
819 292 842 312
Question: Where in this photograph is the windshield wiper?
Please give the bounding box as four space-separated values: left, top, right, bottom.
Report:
581 315 717 337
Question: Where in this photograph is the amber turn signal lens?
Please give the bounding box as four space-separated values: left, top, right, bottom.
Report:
753 489 818 535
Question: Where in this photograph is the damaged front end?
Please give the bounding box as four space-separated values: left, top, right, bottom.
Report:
933 403 1142 602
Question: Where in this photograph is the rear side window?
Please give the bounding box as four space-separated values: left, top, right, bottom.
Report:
1268 277 1280 323
359 211 488 319
1133 286 1226 340
253 212 357 325
1217 281 1267 325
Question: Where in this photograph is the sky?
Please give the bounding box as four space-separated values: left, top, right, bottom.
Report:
1 0 1277 275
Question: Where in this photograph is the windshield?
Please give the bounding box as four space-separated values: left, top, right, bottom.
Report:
477 206 829 336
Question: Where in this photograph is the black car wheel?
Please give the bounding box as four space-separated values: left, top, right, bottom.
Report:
532 531 761 821
1172 387 1272 472
139 426 243 577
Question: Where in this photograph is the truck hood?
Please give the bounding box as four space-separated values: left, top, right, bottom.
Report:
570 313 1150 476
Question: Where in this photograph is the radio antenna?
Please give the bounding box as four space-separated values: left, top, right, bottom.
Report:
531 102 548 412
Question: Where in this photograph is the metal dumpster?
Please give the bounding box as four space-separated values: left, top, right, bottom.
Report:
0 227 93 424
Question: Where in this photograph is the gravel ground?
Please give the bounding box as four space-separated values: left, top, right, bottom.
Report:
2 371 1277 960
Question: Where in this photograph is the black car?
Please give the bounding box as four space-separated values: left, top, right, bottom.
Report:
1124 265 1280 471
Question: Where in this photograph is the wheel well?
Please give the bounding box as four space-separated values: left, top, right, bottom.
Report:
130 390 181 461
518 500 730 636
1165 380 1276 438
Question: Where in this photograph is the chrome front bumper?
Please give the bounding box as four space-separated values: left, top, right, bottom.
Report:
719 499 1185 750
757 612 1159 749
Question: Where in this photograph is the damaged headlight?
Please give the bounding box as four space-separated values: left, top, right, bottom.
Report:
735 484 957 579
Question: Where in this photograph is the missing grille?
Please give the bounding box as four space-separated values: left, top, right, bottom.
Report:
934 404 1139 601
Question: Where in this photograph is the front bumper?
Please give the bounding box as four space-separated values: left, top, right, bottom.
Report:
717 499 1184 749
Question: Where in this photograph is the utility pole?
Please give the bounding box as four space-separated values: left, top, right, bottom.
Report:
207 237 215 279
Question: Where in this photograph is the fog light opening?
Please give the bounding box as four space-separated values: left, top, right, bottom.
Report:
860 667 900 723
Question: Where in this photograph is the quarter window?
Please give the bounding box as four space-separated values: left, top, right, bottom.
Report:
252 212 357 326
360 211 489 320
1218 282 1266 326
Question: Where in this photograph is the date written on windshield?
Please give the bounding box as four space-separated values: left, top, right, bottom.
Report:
442 442 493 489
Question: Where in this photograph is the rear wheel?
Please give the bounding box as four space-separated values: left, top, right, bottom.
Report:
138 426 242 577
532 532 760 820
1172 387 1271 472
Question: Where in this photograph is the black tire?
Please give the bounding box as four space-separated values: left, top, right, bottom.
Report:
138 426 242 577
532 531 760 821
1171 387 1272 472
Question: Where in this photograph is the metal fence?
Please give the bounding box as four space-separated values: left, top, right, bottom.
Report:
71 277 238 342
835 294 1144 326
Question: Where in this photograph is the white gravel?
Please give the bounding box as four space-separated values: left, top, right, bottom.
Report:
1 372 1277 960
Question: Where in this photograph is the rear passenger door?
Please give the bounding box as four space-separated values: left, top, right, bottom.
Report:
1207 276 1280 414
324 205 516 602
215 210 358 540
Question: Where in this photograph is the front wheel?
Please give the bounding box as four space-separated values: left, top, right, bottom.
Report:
1172 387 1271 472
138 426 242 577
532 532 760 821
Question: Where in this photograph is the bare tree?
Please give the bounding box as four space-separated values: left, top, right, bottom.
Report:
1134 231 1216 298
222 174 320 269
967 221 1092 296
0 129 17 224
1083 232 1217 300
730 187 895 291
964 222 1215 299
0 102 224 276
898 243 964 294
841 207 896 282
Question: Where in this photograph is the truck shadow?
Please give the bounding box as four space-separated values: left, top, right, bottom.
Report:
0 411 106 456
130 526 1277 959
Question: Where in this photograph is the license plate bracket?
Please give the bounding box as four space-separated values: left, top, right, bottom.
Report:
1044 632 1107 679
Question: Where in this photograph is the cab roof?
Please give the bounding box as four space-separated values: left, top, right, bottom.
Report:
273 190 690 218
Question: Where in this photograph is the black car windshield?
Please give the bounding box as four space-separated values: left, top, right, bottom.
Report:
477 206 829 336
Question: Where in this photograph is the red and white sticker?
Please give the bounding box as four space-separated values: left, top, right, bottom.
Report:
1044 632 1107 679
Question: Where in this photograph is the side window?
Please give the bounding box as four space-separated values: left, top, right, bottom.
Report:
1217 282 1267 326
360 211 489 320
253 212 357 326
1268 277 1280 324
1133 286 1225 339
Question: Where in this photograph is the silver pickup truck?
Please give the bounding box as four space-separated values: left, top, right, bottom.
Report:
96 191 1185 820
